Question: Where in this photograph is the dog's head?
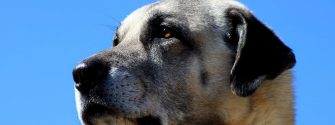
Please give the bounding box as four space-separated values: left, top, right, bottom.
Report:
73 0 295 125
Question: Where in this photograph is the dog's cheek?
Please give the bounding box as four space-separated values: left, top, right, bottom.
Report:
166 57 203 118
160 41 187 57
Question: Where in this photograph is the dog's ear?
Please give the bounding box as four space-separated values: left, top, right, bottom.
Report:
226 9 296 97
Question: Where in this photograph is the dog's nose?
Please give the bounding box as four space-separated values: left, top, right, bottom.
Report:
73 59 110 93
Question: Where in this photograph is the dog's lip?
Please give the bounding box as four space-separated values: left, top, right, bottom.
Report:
81 103 117 125
81 103 162 125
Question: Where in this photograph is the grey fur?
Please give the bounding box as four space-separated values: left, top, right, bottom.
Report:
74 0 295 125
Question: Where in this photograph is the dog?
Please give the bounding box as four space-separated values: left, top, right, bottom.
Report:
73 0 296 125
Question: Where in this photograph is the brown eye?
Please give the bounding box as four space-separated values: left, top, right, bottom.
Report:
164 32 172 38
160 27 174 39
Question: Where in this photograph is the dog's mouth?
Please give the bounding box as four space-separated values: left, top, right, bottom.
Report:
81 103 162 125
136 116 161 125
90 116 161 125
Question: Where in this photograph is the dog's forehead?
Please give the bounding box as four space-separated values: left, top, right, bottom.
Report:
117 0 248 37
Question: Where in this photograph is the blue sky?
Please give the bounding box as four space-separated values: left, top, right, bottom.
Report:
0 0 333 125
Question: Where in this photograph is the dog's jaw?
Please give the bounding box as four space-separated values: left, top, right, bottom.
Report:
75 88 164 125
75 90 133 125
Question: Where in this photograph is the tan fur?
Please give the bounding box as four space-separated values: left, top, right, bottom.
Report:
187 54 294 125
74 1 295 125
219 71 294 125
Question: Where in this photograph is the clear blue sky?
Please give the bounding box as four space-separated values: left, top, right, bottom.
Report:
0 0 333 125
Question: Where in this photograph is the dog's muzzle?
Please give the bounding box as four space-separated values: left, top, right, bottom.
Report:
73 58 162 125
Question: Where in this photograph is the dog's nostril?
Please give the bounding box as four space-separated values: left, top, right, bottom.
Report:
72 59 110 93
73 63 86 84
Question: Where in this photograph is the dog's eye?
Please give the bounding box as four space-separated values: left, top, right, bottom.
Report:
113 35 119 46
158 26 174 39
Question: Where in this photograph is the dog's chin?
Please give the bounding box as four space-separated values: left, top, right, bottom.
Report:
80 103 161 125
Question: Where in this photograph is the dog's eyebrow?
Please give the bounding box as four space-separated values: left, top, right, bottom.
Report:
114 26 120 37
147 12 173 26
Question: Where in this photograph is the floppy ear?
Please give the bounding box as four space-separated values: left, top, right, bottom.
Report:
227 9 296 97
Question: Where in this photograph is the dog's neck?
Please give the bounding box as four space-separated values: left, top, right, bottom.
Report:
219 70 294 125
